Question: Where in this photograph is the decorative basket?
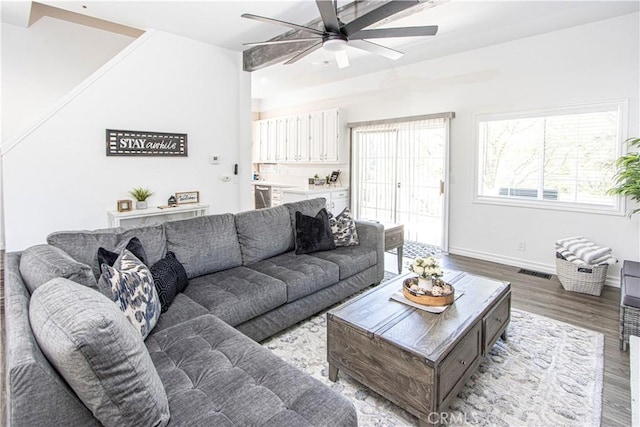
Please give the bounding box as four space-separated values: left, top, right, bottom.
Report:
402 277 454 306
555 257 608 296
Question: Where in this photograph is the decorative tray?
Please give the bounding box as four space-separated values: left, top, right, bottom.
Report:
402 277 455 306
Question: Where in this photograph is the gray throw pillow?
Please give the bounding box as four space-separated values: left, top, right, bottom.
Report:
328 208 359 247
19 244 97 293
29 278 170 427
97 250 161 339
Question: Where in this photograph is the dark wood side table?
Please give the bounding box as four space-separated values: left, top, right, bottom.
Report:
383 223 404 273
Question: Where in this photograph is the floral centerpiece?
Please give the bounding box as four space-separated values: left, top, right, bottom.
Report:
404 256 454 305
409 256 443 280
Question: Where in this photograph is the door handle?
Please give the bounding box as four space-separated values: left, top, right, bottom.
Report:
439 180 445 195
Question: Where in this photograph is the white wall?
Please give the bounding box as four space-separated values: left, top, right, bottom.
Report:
1 16 136 142
257 13 640 283
2 29 251 251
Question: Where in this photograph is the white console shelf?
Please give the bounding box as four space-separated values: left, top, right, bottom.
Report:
108 204 209 228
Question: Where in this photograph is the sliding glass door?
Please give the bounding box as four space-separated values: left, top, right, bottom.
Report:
352 117 450 250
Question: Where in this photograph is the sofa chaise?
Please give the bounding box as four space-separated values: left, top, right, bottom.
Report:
4 197 384 426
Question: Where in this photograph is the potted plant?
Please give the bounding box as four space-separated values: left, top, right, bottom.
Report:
608 137 640 217
129 187 153 210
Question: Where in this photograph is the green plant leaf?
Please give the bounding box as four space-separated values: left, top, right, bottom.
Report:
129 187 153 201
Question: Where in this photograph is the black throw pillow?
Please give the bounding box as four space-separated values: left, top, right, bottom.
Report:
97 237 148 271
150 251 189 313
295 208 336 255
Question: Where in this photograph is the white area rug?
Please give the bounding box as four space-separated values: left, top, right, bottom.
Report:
262 304 604 426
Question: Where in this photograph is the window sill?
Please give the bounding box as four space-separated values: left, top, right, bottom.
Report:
473 196 625 216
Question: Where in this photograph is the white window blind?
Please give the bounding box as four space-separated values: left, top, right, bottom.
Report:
351 116 449 246
476 102 624 213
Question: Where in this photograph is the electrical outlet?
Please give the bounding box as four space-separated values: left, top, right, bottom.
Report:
517 241 526 251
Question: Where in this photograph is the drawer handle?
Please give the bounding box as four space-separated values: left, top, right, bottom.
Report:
459 360 466 366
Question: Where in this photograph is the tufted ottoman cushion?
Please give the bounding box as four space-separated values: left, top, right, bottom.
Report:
146 314 357 426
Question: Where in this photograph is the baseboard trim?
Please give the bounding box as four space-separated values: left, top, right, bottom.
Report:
448 246 620 288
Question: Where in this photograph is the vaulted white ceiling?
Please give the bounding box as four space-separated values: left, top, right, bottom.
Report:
25 1 640 100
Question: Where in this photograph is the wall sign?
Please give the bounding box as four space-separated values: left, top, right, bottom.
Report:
106 129 187 157
175 191 199 205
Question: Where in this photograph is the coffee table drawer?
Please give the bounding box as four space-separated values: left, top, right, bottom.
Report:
483 293 510 354
438 322 481 405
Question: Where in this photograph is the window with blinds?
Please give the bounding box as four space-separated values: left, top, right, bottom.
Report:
476 101 625 214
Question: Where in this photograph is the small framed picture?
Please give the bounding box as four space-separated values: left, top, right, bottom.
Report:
117 199 132 212
329 170 341 183
175 191 199 205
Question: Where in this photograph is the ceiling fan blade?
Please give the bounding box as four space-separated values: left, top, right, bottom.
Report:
241 13 325 36
335 50 349 68
342 1 420 37
243 38 322 47
349 25 438 40
349 39 404 60
316 0 340 33
284 41 323 65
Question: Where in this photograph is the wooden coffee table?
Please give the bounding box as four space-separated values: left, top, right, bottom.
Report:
327 271 510 426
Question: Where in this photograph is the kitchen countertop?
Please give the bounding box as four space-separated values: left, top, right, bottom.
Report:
281 186 349 194
251 181 348 194
250 181 300 188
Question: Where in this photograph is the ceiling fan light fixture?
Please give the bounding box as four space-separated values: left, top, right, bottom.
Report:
323 38 347 52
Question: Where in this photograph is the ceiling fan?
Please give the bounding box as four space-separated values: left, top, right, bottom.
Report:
242 0 438 68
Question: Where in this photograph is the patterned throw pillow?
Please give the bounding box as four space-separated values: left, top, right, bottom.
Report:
98 250 160 339
328 208 359 247
150 252 188 313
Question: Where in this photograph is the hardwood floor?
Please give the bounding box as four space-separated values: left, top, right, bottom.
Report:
0 252 631 426
439 254 631 426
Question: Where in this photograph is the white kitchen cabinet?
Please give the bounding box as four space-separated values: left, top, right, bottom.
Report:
282 188 350 215
266 119 277 162
275 118 287 162
286 116 298 162
308 109 343 163
297 115 310 162
309 111 324 162
328 188 349 214
285 115 310 163
254 108 344 164
271 187 284 207
322 109 340 162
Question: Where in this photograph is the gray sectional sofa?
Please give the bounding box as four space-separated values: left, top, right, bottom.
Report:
5 198 384 426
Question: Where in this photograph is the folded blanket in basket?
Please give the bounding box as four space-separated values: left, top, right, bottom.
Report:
556 236 613 264
555 246 617 266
